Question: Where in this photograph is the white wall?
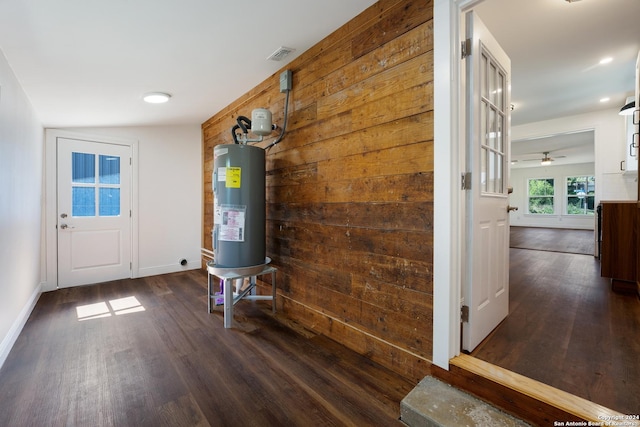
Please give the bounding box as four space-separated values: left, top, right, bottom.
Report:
0 50 44 366
509 162 595 229
512 108 637 205
65 126 203 278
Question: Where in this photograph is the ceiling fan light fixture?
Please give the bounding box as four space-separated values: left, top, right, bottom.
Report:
619 100 635 116
541 152 553 166
143 92 171 104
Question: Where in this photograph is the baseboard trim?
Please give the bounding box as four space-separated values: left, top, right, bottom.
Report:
137 261 200 278
279 295 432 382
0 284 42 370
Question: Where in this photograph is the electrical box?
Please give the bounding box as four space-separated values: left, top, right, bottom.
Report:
280 70 292 93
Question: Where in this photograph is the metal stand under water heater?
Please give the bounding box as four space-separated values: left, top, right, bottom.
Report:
212 108 274 269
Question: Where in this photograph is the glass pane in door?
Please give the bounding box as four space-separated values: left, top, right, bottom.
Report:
99 188 120 216
72 152 96 216
98 155 120 216
72 187 96 216
99 155 120 184
479 46 507 196
72 152 95 183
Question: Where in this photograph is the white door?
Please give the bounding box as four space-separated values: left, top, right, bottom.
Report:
57 137 132 288
462 11 511 352
635 50 639 161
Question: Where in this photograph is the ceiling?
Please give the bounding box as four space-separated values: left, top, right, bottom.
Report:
0 0 378 128
474 0 640 168
0 0 638 159
475 0 639 127
509 129 596 168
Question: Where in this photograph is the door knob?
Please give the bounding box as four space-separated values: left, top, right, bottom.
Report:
507 205 518 212
60 224 68 229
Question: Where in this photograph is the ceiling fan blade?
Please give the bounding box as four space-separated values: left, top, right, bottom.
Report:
512 153 568 163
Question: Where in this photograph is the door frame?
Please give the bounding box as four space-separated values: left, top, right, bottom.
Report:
432 0 614 369
432 0 486 369
43 129 140 291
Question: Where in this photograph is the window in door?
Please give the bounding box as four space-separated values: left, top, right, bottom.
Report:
72 152 121 217
566 175 595 215
527 178 554 214
480 47 506 195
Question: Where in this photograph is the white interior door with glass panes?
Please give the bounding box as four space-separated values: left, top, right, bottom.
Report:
57 137 131 288
462 10 511 352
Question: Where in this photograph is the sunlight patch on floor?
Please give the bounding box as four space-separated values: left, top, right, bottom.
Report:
76 296 145 321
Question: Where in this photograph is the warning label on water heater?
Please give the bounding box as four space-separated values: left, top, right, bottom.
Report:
216 167 241 188
218 205 246 242
226 167 241 188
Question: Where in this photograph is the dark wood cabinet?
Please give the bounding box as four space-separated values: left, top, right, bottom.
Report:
600 201 638 293
637 202 640 296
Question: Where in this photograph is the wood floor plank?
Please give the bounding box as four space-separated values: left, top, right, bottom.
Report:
0 270 412 427
510 226 595 255
473 233 640 416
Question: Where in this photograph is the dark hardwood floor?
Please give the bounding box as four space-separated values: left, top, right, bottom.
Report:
509 226 595 255
473 227 640 415
0 270 413 427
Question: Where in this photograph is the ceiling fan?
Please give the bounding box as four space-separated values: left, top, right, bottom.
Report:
512 151 566 165
540 152 554 165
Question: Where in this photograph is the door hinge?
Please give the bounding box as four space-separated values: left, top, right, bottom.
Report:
461 172 472 190
461 38 472 58
461 305 470 323
130 262 132 270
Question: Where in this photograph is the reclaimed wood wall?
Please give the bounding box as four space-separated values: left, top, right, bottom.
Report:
202 0 434 381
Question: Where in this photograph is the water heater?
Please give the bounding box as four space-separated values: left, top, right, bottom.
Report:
213 144 266 268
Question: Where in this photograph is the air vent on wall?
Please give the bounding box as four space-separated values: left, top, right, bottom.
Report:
267 46 295 61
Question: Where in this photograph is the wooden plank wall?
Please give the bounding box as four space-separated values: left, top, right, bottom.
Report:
202 0 434 382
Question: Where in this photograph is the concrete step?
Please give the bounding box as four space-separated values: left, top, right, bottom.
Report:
400 376 532 427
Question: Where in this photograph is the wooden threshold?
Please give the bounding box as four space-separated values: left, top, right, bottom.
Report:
432 354 634 426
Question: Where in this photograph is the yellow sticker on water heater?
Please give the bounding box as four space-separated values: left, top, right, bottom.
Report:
226 167 241 188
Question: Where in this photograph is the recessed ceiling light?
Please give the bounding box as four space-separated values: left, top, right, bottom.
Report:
599 57 613 65
599 97 610 103
143 92 171 104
